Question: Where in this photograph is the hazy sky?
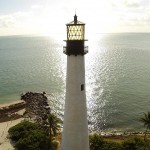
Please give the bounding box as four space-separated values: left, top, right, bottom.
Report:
0 0 150 36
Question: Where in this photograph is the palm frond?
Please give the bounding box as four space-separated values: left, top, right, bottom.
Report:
140 112 150 128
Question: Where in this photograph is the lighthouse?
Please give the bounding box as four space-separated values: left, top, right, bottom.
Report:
62 14 89 150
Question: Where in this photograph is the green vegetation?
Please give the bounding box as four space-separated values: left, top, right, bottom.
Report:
122 136 150 150
10 92 62 150
8 95 150 150
47 113 62 141
89 134 122 150
8 119 60 150
140 111 150 140
8 121 50 150
89 134 150 150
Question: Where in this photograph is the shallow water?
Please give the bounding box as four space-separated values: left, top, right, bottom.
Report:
0 33 150 131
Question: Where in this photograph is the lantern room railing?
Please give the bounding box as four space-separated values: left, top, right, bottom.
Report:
63 46 88 55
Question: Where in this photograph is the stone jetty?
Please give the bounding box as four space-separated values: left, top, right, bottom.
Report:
21 92 51 126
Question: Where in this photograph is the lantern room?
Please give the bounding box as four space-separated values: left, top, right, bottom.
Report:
63 14 88 56
67 14 84 40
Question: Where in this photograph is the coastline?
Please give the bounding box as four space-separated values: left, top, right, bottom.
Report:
0 99 145 133
0 118 24 150
0 100 26 149
0 100 26 123
0 99 22 107
0 95 149 150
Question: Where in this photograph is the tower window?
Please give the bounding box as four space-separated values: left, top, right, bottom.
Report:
81 84 84 91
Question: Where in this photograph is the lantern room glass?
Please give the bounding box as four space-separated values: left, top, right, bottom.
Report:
67 25 84 40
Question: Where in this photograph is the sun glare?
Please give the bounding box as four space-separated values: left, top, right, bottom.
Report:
2 0 144 36
28 0 120 36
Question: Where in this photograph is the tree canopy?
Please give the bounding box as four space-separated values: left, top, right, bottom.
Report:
8 121 50 150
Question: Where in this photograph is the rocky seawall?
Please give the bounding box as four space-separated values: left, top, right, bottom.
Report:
0 101 26 123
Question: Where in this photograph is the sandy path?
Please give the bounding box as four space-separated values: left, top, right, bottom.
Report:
0 118 24 150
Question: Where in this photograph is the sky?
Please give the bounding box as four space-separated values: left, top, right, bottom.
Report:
0 0 150 36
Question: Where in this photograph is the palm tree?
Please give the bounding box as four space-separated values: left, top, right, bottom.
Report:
140 111 150 140
48 113 62 141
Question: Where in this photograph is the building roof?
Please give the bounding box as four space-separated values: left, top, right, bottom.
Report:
66 14 85 25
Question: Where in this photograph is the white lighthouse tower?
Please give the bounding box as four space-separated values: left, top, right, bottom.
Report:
62 14 89 150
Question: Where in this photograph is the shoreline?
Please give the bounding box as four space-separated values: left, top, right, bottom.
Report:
0 96 147 135
0 94 149 150
0 100 146 133
0 100 26 123
0 118 24 149
0 99 22 107
0 100 26 149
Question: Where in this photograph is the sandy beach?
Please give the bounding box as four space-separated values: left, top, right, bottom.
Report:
0 92 49 149
0 100 25 150
0 118 24 150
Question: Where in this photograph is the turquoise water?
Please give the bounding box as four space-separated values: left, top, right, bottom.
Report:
0 33 150 132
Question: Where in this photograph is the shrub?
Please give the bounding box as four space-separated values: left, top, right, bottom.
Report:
89 134 150 150
122 136 150 150
8 121 51 150
8 121 38 142
102 141 122 150
89 134 121 150
90 134 105 150
15 130 50 150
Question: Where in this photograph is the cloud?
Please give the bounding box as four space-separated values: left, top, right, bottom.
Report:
118 8 150 26
0 0 150 35
0 15 16 28
110 0 150 10
124 0 141 8
0 3 69 35
107 0 150 32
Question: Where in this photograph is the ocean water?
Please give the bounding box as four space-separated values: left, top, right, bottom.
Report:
0 33 150 132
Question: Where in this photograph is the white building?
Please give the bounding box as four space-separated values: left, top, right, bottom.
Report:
62 14 89 150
